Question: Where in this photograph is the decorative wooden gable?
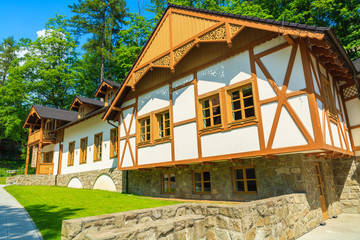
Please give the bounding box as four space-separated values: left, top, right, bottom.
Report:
125 6 325 90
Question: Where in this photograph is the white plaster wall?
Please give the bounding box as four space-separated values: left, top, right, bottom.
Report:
138 142 172 165
138 85 169 116
197 51 251 95
68 177 82 188
325 118 332 145
120 137 135 168
352 128 360 147
173 85 196 123
121 98 136 108
174 122 198 161
120 107 136 137
256 62 277 100
330 122 341 148
346 98 360 126
288 95 315 140
93 174 117 191
272 106 308 149
287 47 306 92
254 37 286 55
317 100 324 134
172 74 193 88
261 102 277 145
61 114 117 175
201 125 260 157
261 46 291 89
310 55 321 95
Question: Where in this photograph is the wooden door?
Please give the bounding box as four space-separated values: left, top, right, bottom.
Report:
315 162 328 220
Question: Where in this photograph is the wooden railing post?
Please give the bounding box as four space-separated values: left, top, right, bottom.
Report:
25 147 30 175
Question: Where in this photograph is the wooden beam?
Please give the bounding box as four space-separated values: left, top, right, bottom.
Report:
326 63 350 73
310 39 331 49
283 34 295 45
312 46 338 58
25 147 30 175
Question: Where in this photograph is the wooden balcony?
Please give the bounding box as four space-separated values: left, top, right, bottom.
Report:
28 129 54 146
38 163 54 175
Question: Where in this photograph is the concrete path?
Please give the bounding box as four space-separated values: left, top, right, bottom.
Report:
298 213 360 240
0 185 42 240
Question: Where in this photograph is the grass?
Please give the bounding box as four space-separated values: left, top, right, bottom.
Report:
5 185 182 240
0 177 6 184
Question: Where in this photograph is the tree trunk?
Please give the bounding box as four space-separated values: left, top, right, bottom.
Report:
100 10 106 83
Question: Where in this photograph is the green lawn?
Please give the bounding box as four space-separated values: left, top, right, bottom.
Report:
5 185 182 240
0 177 6 184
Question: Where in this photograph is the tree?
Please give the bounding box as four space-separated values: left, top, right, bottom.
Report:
0 37 19 86
68 0 128 82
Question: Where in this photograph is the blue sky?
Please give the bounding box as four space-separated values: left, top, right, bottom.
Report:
0 0 154 41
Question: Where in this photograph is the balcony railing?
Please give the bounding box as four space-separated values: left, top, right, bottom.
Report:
38 163 54 175
28 129 54 145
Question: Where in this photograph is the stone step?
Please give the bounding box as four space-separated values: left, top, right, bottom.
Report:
84 214 206 240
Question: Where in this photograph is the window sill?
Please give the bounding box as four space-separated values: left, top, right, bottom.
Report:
67 164 74 167
93 159 102 162
193 191 212 195
137 141 151 147
79 162 87 165
228 118 257 128
233 191 258 195
199 125 223 135
137 137 172 148
329 113 338 123
154 136 171 144
110 155 118 159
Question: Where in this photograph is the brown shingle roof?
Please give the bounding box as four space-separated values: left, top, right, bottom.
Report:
33 105 78 122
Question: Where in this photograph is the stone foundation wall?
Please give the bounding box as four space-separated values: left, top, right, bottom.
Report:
128 154 342 217
61 193 322 240
332 156 360 213
6 168 125 193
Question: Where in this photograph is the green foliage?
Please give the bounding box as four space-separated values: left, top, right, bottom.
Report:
0 37 19 86
68 0 128 82
0 177 5 184
5 185 183 240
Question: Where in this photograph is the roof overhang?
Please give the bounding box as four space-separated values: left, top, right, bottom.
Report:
23 106 41 129
70 97 83 111
95 81 113 98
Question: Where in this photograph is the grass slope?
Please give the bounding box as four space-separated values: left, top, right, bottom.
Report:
5 185 182 240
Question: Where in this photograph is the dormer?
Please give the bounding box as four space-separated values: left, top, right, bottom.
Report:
70 96 105 119
95 79 122 106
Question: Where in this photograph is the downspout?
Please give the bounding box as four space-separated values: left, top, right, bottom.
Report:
49 132 62 186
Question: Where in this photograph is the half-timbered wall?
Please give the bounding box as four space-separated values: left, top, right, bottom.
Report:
117 36 353 170
60 114 118 174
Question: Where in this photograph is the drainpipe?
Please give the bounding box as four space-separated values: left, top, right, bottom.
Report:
49 133 62 186
106 119 118 129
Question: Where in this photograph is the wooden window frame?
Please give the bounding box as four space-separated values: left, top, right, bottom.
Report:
80 137 88 164
320 74 337 120
232 166 258 194
161 172 176 194
93 132 103 162
43 151 54 163
137 115 151 146
193 170 211 194
155 110 171 143
198 93 222 132
68 141 75 166
225 81 257 127
110 128 118 158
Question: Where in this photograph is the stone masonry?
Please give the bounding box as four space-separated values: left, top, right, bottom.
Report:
6 167 125 192
61 193 323 240
332 156 360 213
128 154 342 217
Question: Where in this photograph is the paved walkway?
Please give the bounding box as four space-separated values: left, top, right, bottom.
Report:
0 185 42 240
298 213 360 240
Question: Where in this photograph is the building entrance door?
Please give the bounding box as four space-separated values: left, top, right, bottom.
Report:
314 162 328 220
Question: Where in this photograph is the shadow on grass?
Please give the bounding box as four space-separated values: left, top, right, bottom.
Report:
24 204 84 240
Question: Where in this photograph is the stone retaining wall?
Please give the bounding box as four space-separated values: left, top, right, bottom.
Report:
61 193 323 240
6 168 125 192
332 156 360 213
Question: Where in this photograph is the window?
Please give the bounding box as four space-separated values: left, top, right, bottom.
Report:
321 74 336 118
228 84 255 122
233 167 257 193
193 171 211 193
139 117 151 143
110 128 118 158
162 173 176 193
94 133 103 161
43 151 53 163
80 137 88 164
68 141 75 166
156 111 171 139
200 95 221 128
79 106 85 118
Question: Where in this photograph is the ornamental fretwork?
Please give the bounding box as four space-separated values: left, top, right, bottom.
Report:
174 41 195 64
153 54 171 66
230 24 242 38
133 65 149 82
199 25 226 41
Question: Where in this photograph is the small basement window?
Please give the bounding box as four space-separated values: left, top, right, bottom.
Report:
193 170 211 194
233 167 257 193
162 173 176 193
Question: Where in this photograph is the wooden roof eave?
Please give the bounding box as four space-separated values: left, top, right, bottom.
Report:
94 82 113 98
70 98 83 111
23 106 41 129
